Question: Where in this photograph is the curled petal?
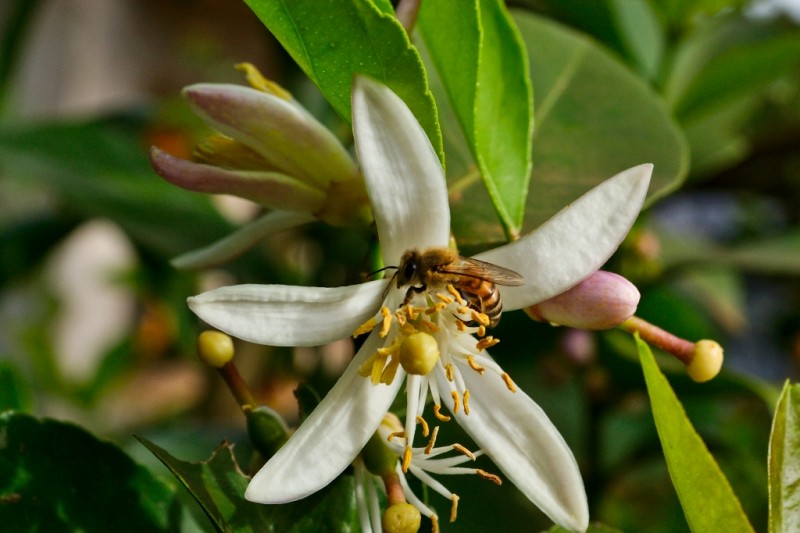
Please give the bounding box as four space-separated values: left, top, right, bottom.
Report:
149 147 326 211
172 210 315 270
246 330 405 503
479 164 652 310
352 76 450 266
184 83 358 186
188 280 386 346
437 366 588 531
526 270 639 330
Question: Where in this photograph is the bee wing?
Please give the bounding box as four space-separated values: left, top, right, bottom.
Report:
441 256 525 286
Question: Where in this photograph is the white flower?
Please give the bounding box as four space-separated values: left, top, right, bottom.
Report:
189 76 652 531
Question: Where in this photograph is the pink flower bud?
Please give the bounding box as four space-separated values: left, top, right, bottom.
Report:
526 271 639 330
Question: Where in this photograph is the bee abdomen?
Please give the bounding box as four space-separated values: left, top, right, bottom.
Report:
459 282 503 329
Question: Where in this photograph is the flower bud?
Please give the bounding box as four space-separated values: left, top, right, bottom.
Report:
526 271 639 330
245 405 290 460
197 330 234 368
362 431 398 477
399 332 439 375
382 502 421 533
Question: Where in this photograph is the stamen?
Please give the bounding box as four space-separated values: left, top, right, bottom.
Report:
431 514 440 533
470 309 491 326
416 415 430 437
476 325 486 338
457 306 471 316
452 443 476 461
387 431 406 443
425 302 448 315
467 356 486 374
447 285 466 305
477 469 503 485
445 364 454 381
463 389 470 415
455 320 468 332
476 336 499 351
433 404 451 422
418 320 439 334
450 494 460 522
424 426 439 454
501 372 517 392
451 391 460 414
405 305 420 321
380 356 400 384
399 323 418 336
379 307 392 338
435 292 454 304
394 309 407 326
402 445 412 473
352 316 377 337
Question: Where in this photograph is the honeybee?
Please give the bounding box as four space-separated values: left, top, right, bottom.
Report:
393 247 524 328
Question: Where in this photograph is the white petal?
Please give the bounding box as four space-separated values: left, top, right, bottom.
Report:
188 280 386 346
438 366 588 531
478 164 652 310
246 330 405 503
352 76 450 266
172 210 315 270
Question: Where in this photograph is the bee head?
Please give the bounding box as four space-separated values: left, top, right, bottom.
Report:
397 249 420 287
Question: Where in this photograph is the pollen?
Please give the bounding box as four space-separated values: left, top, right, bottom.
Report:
424 426 439 454
431 514 440 533
435 292 454 304
380 307 393 338
447 285 466 305
416 415 430 437
476 336 499 351
476 325 486 338
467 355 485 374
449 494 460 522
418 320 439 334
402 445 413 473
452 443 476 461
433 404 451 422
387 430 406 443
455 320 468 332
451 391 460 414
477 469 502 485
501 372 517 393
425 302 448 315
405 304 420 321
470 309 491 326
380 356 401 384
463 389 470 414
445 364 454 381
352 316 377 337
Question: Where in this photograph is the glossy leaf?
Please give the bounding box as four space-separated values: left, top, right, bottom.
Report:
138 437 359 532
243 0 443 162
0 412 179 531
768 381 800 533
420 0 532 237
637 336 755 533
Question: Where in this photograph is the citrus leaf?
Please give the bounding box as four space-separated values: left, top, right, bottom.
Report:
768 381 800 533
244 0 443 162
420 0 532 237
637 335 755 533
0 412 180 531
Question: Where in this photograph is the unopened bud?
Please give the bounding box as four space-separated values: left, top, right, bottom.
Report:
526 271 639 330
197 330 234 368
245 405 289 460
686 340 724 383
382 502 421 533
399 332 439 375
362 431 398 477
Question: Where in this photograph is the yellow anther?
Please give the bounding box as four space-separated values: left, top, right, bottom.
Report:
416 415 430 437
380 307 392 338
445 364 454 381
476 325 486 338
399 323 418 336
402 445 413 473
447 285 466 305
452 443 476 461
387 431 406 443
463 389 470 415
358 352 382 380
470 309 491 326
433 404 451 422
457 306 471 316
501 372 517 392
476 469 502 485
425 302 448 315
235 63 293 100
380 356 400 384
405 305 420 321
450 494 460 523
424 426 439 454
394 309 407 327
451 391 460 414
418 320 439 334
431 514 440 533
476 336 499 351
455 320 468 332
467 356 486 374
435 292 454 304
352 316 377 337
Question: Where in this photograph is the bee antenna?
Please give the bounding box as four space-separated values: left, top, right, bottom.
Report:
366 265 398 279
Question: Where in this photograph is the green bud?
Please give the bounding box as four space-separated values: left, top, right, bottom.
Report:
245 405 290 460
362 431 398 477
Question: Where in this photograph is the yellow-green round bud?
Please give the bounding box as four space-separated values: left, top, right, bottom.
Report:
687 340 724 383
197 331 234 368
382 502 421 533
398 332 439 375
362 431 398 476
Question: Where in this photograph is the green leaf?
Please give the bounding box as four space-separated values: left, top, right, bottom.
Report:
244 0 443 162
420 0 533 237
636 335 755 533
0 362 30 411
138 437 359 532
768 381 800 533
0 119 234 258
0 412 180 531
449 12 688 246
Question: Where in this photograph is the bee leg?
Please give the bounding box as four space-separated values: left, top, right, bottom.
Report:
402 285 426 307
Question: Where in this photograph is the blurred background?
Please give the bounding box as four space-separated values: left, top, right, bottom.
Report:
1 0 799 531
